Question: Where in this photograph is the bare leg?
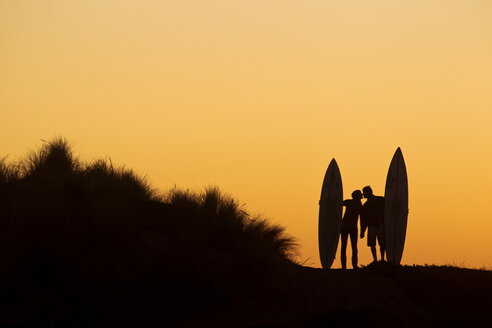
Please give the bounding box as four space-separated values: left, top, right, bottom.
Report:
370 246 378 262
350 230 358 269
340 232 348 269
380 246 386 262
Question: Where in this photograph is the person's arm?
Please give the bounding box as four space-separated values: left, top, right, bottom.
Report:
360 206 367 238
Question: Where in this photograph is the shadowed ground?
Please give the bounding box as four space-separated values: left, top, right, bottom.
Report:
240 262 492 328
0 140 490 327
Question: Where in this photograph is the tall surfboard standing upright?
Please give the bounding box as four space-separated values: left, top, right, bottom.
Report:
318 159 343 269
384 148 409 265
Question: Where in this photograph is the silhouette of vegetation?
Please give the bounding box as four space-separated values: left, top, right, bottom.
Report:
166 186 298 261
23 139 79 175
0 138 298 326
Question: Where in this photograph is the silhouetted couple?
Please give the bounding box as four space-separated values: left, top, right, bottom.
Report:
340 186 385 270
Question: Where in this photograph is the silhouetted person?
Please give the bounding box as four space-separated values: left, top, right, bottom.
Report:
340 190 362 270
360 186 386 263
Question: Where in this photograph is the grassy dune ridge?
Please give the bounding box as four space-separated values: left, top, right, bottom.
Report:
0 138 297 326
1 139 491 327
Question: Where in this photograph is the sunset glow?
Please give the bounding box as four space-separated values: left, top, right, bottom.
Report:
2 1 491 268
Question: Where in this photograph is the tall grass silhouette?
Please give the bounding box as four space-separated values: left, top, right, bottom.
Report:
0 138 298 326
23 139 79 175
166 186 298 261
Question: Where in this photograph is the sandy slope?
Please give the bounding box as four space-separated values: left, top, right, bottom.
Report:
186 262 492 328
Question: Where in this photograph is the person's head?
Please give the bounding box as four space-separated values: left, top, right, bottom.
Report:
362 186 373 199
351 190 362 200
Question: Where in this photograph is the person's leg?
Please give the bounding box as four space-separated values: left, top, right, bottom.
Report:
349 229 358 268
368 226 378 262
340 231 348 269
377 226 386 261
370 246 377 262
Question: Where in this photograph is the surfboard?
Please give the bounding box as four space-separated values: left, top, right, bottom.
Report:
384 147 408 265
318 159 343 269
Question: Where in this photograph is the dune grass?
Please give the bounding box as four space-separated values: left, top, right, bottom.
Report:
0 138 297 261
166 186 298 261
0 138 298 325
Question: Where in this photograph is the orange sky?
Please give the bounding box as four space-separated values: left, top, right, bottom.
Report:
1 1 492 268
